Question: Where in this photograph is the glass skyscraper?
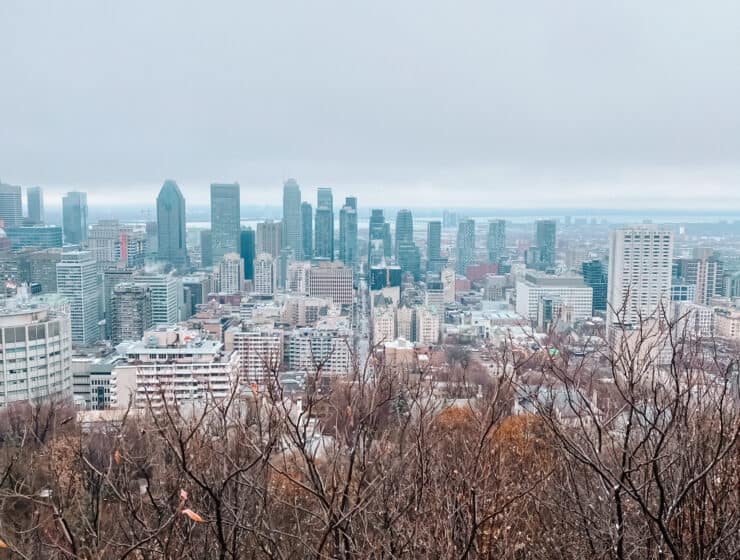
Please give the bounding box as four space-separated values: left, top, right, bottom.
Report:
487 219 506 263
314 188 334 260
210 183 241 261
26 186 44 225
339 197 358 268
456 218 475 276
0 183 23 228
301 202 313 260
62 191 88 244
282 179 302 260
240 228 256 280
535 219 556 271
156 180 188 270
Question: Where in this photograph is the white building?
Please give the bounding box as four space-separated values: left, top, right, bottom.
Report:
396 305 415 341
308 262 353 306
0 298 73 406
253 253 276 296
607 226 673 330
285 325 352 375
56 251 100 344
231 327 283 383
674 302 713 338
111 327 238 409
415 305 441 345
372 304 396 344
515 272 593 323
218 253 244 294
136 273 183 325
714 307 740 341
287 262 311 294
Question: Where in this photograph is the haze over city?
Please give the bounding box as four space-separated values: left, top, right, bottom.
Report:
3 1 740 209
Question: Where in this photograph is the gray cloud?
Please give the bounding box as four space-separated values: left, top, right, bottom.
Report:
1 0 739 208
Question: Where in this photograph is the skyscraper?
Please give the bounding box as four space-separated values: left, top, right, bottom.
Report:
240 228 255 280
607 225 673 330
210 183 240 261
0 183 23 228
315 188 334 260
256 220 282 257
110 283 152 344
339 197 358 268
62 191 88 244
200 229 213 269
56 251 100 344
456 219 475 276
301 202 313 259
282 178 302 260
156 180 188 270
26 186 44 225
395 209 414 258
368 209 387 268
582 259 608 313
136 273 183 325
218 253 244 294
253 253 276 295
487 219 506 263
426 220 446 273
534 219 556 271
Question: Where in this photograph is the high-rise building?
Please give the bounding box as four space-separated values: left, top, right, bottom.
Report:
62 191 88 244
253 253 276 296
582 259 608 313
0 298 73 405
607 226 673 330
24 248 62 293
368 209 387 268
315 188 334 260
210 183 241 260
282 179 303 260
456 218 475 275
0 183 23 228
307 262 353 306
6 225 63 249
26 186 44 225
534 219 556 271
110 283 152 344
515 272 593 322
427 221 441 262
135 273 182 325
487 220 506 263
301 202 313 260
675 254 724 305
240 228 255 280
256 220 282 258
339 198 358 268
397 243 421 280
218 253 244 294
232 327 283 383
314 206 333 260
56 251 100 344
394 209 414 258
156 180 188 270
200 229 213 269
103 268 134 338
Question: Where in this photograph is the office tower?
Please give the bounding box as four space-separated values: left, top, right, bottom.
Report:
103 268 134 338
487 219 506 263
301 202 313 259
607 225 673 330
25 248 62 293
368 209 387 268
89 220 125 264
314 207 333 260
210 182 241 260
370 265 403 290
253 253 276 295
394 209 414 258
200 229 213 269
307 262 354 306
56 251 100 344
218 253 244 294
534 219 556 271
383 223 392 260
156 180 188 270
427 221 441 262
26 186 44 225
442 210 458 229
62 191 88 244
397 242 421 281
136 273 182 325
416 306 441 345
182 274 211 316
315 188 334 260
0 299 73 405
456 218 475 275
110 283 152 344
5 225 63 249
240 228 255 280
339 197 358 268
582 259 608 312
282 178 303 260
0 183 23 228
675 254 724 305
516 271 594 321
256 219 282 257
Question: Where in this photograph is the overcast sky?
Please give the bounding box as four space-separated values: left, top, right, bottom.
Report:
1 1 739 209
